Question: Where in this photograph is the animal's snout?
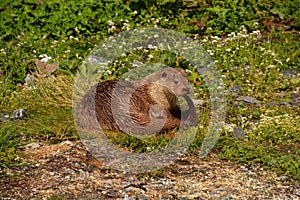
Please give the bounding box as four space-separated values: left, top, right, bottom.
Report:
182 87 191 94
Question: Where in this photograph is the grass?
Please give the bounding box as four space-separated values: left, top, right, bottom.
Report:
0 0 299 181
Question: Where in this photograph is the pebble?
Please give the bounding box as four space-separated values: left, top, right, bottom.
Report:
0 109 27 122
221 195 230 200
237 96 261 104
280 101 290 106
282 69 300 78
228 85 242 97
276 175 287 181
233 126 246 139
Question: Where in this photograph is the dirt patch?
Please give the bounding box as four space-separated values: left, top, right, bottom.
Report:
0 141 299 199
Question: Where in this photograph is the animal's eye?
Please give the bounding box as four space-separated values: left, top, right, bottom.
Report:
162 72 167 77
174 80 178 84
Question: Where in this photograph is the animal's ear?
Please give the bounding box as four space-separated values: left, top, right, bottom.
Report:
162 72 167 77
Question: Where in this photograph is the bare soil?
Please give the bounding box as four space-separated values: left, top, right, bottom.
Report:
0 141 299 199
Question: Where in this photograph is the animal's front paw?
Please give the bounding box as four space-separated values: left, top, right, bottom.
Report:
181 109 198 127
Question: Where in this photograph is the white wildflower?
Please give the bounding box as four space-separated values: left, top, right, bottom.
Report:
107 20 114 26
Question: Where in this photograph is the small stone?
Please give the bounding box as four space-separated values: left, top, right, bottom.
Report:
222 195 230 200
282 69 300 78
264 102 278 107
276 175 287 181
233 126 245 139
12 109 27 119
237 96 261 104
229 85 242 97
280 101 291 106
138 194 149 199
291 92 299 100
25 142 43 150
277 92 286 98
244 65 250 74
0 113 10 122
296 190 300 197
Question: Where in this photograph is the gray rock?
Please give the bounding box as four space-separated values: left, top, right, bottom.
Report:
244 65 250 74
280 101 291 107
237 96 260 104
264 102 279 107
0 113 10 122
233 126 246 139
138 194 150 199
276 175 287 181
12 109 27 119
222 195 230 200
229 86 242 97
282 69 300 78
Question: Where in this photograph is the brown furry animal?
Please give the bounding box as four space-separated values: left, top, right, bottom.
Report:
76 67 198 136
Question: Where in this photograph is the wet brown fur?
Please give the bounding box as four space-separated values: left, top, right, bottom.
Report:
76 68 198 135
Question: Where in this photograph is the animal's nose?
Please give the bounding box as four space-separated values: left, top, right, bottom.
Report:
182 87 191 93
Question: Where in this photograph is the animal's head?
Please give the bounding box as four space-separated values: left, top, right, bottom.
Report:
155 68 192 96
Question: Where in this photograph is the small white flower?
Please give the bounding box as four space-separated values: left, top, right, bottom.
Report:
41 56 52 63
274 59 283 65
286 58 290 62
75 27 80 33
69 36 79 41
107 20 114 26
225 48 231 52
132 10 138 15
267 64 276 69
